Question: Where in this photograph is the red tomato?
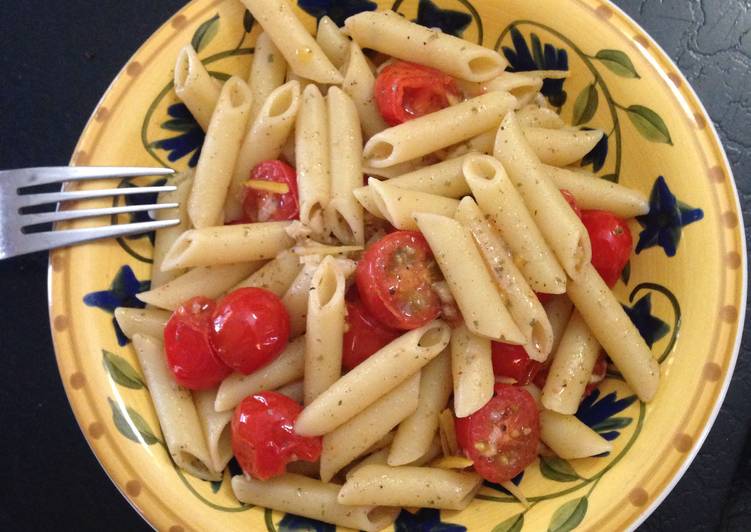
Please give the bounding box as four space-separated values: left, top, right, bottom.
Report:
242 160 299 222
356 231 441 330
535 292 554 304
581 210 633 287
164 297 232 390
560 189 582 218
210 288 290 375
231 391 321 480
491 342 543 386
455 386 540 483
343 292 401 371
374 61 461 126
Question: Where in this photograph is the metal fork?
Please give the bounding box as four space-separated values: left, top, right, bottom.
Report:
0 167 180 260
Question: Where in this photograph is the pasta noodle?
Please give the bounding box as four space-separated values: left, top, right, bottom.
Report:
523 127 603 167
341 41 389 139
114 307 170 340
151 172 193 287
232 249 301 295
384 154 472 198
316 16 350 69
544 295 575 354
247 32 287 124
193 388 233 473
540 410 612 459
450 324 494 418
276 380 304 403
365 179 460 230
281 260 321 338
173 45 221 131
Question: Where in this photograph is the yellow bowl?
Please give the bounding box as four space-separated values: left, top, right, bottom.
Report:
49 1 746 530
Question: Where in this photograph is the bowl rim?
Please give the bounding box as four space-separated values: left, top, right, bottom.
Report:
46 0 748 530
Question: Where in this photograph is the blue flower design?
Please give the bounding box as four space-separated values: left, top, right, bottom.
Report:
412 0 471 37
395 508 466 532
623 293 669 349
635 176 704 257
297 0 376 26
576 389 636 442
483 471 524 495
150 103 204 168
278 514 335 532
83 265 150 346
503 27 569 107
581 128 609 173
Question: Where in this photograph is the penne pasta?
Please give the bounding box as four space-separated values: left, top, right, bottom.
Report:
365 179 460 230
544 165 650 217
231 474 399 532
384 154 472 197
477 71 543 108
455 196 553 361
304 256 346 405
132 334 219 481
345 11 507 82
282 260 321 338
173 45 221 131
188 77 253 229
137 262 264 311
232 249 301 295
295 321 450 436
544 295 575 354
296 85 331 236
239 0 343 84
540 410 612 459
341 41 389 139
325 87 365 245
388 350 452 466
414 213 525 343
214 336 305 412
567 263 660 402
276 380 304 403
339 465 483 510
193 388 233 473
517 105 566 129
160 222 294 270
320 372 420 481
363 158 424 179
151 172 193 287
316 16 350 68
225 80 301 221
363 91 516 168
541 310 601 414
450 325 494 418
114 307 170 340
347 448 390 478
247 32 287 123
523 127 603 167
494 112 592 280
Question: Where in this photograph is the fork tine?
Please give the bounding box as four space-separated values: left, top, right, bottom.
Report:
15 185 177 209
2 220 181 260
1 166 175 187
20 203 179 228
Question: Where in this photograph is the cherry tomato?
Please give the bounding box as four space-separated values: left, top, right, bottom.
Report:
356 231 442 330
343 291 401 371
535 292 554 304
164 297 232 390
581 210 633 287
455 385 540 483
231 391 321 480
491 342 544 386
210 288 290 375
241 160 299 222
374 61 461 126
560 189 582 218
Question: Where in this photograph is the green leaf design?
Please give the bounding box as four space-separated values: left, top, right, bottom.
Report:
107 398 159 445
600 173 618 183
625 105 673 145
548 497 588 532
572 84 598 126
192 15 220 53
209 71 232 82
493 513 525 532
595 50 640 78
540 456 580 482
621 260 631 285
161 118 197 132
243 9 255 33
592 416 632 432
102 350 145 389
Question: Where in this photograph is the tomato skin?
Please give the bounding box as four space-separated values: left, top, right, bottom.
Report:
356 231 441 330
231 391 321 480
210 288 290 375
535 292 554 304
241 160 299 223
375 61 461 126
342 291 401 371
164 297 232 390
581 210 633 287
455 386 540 483
491 342 543 386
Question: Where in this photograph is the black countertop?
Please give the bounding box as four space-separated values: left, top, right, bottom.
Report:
1 1 749 530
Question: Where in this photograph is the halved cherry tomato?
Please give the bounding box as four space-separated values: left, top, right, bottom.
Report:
581 210 633 287
455 385 540 483
210 288 290 375
231 391 321 480
164 297 232 390
374 61 461 126
535 292 554 304
355 231 441 330
342 290 401 371
241 160 299 222
491 342 543 386
560 189 582 218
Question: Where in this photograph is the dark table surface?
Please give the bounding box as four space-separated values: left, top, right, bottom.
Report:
1 1 749 530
